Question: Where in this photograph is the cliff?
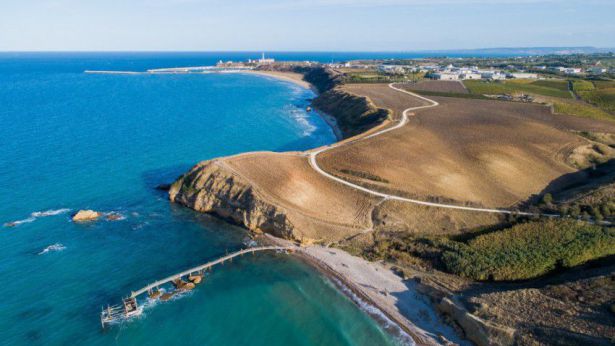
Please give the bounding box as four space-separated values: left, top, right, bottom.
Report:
169 66 389 241
312 88 390 138
169 160 296 239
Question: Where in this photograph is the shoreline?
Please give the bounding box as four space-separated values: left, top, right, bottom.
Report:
243 70 344 141
263 235 460 346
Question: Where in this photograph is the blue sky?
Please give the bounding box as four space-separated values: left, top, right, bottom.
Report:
1 0 613 51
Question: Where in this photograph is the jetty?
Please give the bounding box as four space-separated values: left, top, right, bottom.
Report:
101 246 293 327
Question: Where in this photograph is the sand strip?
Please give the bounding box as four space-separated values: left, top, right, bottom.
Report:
264 235 464 346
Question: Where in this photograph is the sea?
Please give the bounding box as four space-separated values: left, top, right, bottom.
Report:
0 52 428 345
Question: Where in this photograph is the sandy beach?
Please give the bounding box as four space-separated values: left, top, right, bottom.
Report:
263 235 464 346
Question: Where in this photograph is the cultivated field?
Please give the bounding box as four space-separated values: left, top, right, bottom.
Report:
464 79 572 98
403 80 469 94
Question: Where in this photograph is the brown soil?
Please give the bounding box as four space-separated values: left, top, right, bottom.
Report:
404 80 469 94
224 152 380 242
318 85 612 208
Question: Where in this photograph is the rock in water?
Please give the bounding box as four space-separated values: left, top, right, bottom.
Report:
181 282 196 291
160 293 174 301
188 274 202 284
106 213 123 221
72 210 102 222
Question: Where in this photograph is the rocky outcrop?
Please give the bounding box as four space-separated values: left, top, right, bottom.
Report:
72 210 101 222
169 160 296 239
437 298 516 346
312 88 390 138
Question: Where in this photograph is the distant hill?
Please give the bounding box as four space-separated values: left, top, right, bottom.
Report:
426 47 614 56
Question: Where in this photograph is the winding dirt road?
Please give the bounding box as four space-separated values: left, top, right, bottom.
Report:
308 83 541 216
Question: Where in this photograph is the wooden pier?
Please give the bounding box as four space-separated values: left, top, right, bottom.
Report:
101 246 293 327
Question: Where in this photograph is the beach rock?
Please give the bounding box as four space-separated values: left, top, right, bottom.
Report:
149 291 162 299
72 210 101 222
188 274 202 284
169 160 295 240
181 282 196 291
172 279 188 289
160 293 174 301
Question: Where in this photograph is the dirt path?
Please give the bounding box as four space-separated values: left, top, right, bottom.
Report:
309 83 551 217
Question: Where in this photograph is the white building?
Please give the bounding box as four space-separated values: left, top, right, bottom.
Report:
433 72 459 80
508 73 538 79
460 73 481 80
564 67 582 75
258 52 275 64
481 71 506 80
587 67 607 75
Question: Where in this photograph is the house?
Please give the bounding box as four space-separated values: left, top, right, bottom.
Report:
481 71 506 80
432 72 459 80
549 66 566 73
587 67 607 75
507 73 538 79
564 68 582 75
460 73 481 80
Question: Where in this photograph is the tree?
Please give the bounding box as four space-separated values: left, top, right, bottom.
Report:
541 193 553 206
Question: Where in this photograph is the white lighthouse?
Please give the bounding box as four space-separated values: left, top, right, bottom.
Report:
258 52 275 64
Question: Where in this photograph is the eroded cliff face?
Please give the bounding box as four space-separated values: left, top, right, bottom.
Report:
312 88 389 138
169 160 296 239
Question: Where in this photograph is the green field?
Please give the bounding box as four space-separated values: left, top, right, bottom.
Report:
441 219 615 281
553 101 615 121
578 87 615 114
571 80 595 92
464 79 572 98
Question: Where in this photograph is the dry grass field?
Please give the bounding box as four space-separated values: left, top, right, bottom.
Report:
318 84 615 208
224 152 380 242
201 83 615 241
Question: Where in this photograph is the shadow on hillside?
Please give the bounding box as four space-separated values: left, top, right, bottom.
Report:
520 158 615 206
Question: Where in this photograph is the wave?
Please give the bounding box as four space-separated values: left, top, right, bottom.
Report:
328 276 416 346
38 243 66 255
286 106 317 137
31 208 72 217
4 208 71 228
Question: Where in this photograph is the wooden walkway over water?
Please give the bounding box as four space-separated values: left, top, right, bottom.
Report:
102 246 293 326
130 246 293 298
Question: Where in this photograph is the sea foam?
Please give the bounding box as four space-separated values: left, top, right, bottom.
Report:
4 208 71 228
38 243 66 255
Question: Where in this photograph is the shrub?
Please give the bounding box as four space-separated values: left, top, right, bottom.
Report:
441 219 615 281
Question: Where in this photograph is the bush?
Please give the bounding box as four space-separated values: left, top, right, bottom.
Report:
441 219 615 281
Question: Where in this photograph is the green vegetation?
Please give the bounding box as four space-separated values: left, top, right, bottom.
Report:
362 219 615 282
553 101 614 121
571 80 595 92
441 220 615 281
592 80 615 90
532 79 570 91
577 87 615 114
464 79 573 98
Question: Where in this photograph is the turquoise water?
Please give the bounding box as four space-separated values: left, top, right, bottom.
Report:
0 54 406 345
